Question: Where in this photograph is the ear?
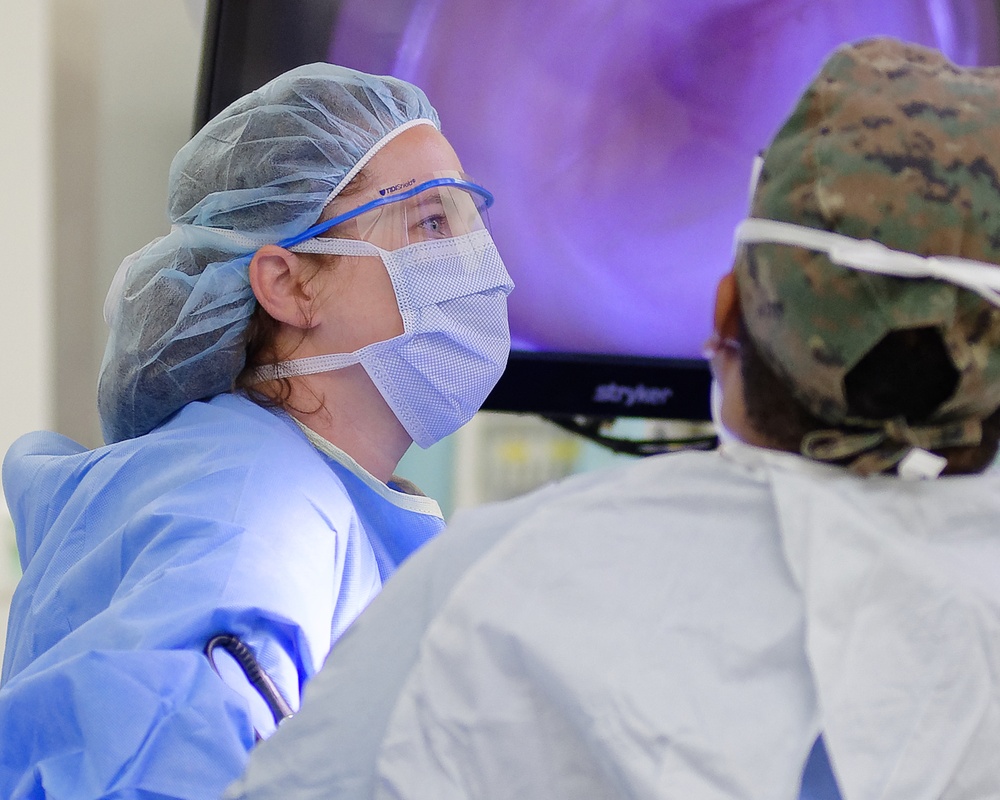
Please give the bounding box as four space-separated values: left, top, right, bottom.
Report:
713 271 741 340
248 245 318 330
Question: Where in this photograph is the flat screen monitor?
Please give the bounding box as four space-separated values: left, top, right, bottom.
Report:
195 0 1000 424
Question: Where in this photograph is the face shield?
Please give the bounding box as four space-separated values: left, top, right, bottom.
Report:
278 171 493 252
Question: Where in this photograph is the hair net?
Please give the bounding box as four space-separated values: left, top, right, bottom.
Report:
98 63 440 443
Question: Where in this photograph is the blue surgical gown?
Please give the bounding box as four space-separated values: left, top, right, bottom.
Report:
0 392 444 799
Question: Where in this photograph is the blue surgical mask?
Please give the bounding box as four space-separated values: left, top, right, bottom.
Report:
256 228 514 448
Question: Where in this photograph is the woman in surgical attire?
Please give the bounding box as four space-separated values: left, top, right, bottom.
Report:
0 64 512 799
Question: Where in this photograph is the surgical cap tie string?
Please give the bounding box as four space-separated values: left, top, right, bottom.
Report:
801 417 982 477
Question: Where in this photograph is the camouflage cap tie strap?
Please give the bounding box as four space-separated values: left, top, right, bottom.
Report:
801 417 983 477
735 219 1000 308
801 428 885 462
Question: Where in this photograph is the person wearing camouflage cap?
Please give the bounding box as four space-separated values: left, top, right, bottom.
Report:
716 35 1000 478
228 38 1000 800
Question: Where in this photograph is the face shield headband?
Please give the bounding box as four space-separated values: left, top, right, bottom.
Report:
733 217 1000 478
278 174 494 253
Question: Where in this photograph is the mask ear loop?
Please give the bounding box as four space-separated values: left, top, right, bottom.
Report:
287 237 384 257
702 332 742 360
729 152 764 266
748 153 765 207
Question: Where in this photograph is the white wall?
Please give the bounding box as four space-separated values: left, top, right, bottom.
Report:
53 0 204 449
0 1 53 664
1 0 203 665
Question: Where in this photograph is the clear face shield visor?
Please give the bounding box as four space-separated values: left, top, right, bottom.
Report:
279 171 494 252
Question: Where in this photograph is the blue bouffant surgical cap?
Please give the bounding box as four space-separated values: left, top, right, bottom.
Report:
98 63 440 443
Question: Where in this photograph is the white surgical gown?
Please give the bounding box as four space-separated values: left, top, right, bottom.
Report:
228 440 1000 800
0 392 444 799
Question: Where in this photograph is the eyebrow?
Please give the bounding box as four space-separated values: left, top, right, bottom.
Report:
409 192 447 207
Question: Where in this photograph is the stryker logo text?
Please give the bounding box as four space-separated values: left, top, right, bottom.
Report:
593 382 673 407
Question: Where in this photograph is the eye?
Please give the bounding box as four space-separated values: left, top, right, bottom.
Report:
417 213 452 239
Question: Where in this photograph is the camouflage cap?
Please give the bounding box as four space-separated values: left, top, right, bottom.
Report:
734 37 1000 466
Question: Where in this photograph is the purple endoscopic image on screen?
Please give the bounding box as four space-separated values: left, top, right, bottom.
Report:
328 0 1000 361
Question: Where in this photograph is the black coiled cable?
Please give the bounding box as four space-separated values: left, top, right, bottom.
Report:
205 633 294 740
